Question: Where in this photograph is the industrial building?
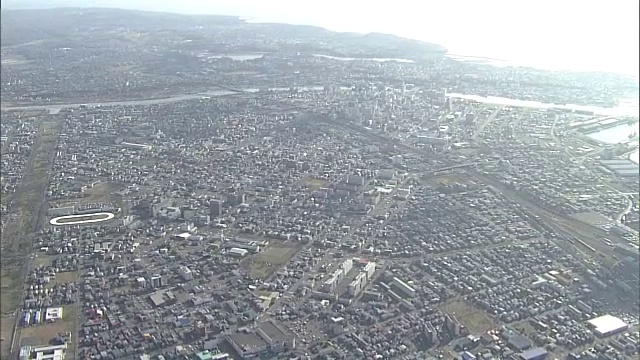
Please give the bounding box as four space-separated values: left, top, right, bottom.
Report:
391 276 416 298
517 347 548 360
19 343 68 360
586 314 629 337
598 159 640 178
44 307 63 322
226 320 295 359
228 247 249 257
415 133 450 146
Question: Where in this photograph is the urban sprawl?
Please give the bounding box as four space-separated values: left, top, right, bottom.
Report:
0 8 639 360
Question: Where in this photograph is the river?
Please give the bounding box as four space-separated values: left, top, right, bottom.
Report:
4 88 637 116
447 93 640 164
585 122 640 165
2 85 637 162
313 54 415 63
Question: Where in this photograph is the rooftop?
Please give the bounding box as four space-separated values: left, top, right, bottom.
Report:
587 314 628 335
258 320 291 343
519 347 548 360
228 332 267 350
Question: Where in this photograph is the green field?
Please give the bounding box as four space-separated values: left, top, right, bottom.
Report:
246 243 300 280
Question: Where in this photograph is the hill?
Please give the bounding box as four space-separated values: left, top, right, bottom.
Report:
0 7 447 58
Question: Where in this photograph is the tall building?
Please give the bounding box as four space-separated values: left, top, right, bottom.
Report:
445 314 462 337
348 272 368 296
210 199 222 218
423 322 438 345
227 193 245 206
150 274 164 288
179 266 193 281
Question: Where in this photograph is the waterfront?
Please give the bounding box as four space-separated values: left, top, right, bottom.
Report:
313 54 415 63
584 121 639 165
447 93 639 117
586 122 639 144
2 78 637 165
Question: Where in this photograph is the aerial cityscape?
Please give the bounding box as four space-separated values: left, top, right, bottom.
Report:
0 6 638 360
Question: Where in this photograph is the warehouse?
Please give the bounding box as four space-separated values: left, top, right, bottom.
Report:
228 248 249 257
518 347 548 360
586 314 629 337
391 277 416 298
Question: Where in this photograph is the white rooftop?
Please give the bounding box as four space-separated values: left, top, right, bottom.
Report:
587 314 628 335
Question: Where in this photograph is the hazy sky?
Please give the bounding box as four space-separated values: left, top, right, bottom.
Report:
7 0 640 75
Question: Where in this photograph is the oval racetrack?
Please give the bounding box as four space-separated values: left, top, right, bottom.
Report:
49 212 116 226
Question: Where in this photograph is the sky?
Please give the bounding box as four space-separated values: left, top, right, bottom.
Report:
4 0 640 76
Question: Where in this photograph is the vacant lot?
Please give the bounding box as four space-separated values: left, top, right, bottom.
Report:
571 212 611 226
245 243 300 280
440 299 498 333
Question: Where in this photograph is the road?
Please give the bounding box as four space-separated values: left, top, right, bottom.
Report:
471 106 502 140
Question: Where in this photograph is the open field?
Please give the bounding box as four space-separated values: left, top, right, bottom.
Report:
0 271 22 315
83 181 123 199
245 242 300 280
30 255 53 268
50 271 79 286
0 316 16 355
20 305 76 347
304 178 330 190
440 299 498 334
49 181 125 208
